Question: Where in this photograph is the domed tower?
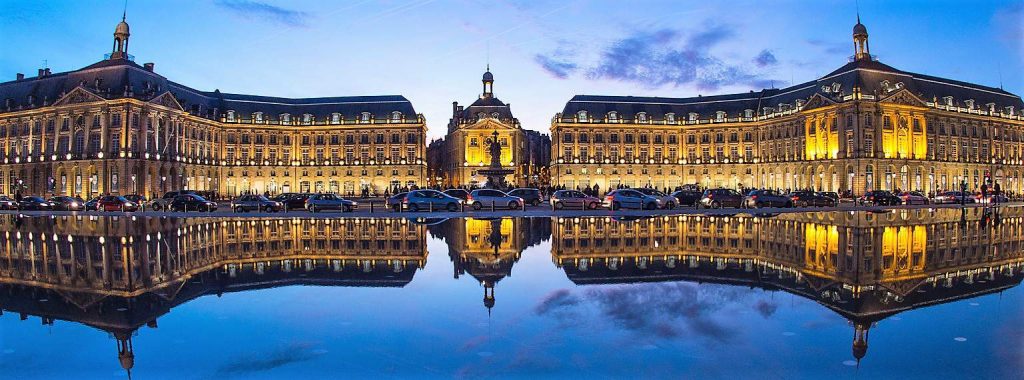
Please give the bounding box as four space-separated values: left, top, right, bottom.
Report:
111 12 131 60
115 333 135 378
483 280 496 315
482 65 494 99
851 322 870 366
853 16 870 61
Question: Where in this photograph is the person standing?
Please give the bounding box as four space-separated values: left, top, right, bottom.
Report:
994 182 1002 205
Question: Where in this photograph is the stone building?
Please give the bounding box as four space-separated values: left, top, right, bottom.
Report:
427 67 548 188
550 18 1024 196
0 16 426 199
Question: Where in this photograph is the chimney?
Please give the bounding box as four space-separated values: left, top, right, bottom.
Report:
143 63 154 72
44 68 50 76
16 73 24 80
38 69 45 77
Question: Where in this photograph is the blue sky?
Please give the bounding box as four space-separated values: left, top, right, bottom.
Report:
1 0 1021 139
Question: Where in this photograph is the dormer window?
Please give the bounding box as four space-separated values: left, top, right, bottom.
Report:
254 112 264 123
477 112 487 120
607 111 618 122
743 109 754 118
577 110 589 122
688 113 698 122
715 111 726 122
330 113 341 124
391 111 403 122
943 96 954 106
302 113 313 125
280 113 291 124
965 99 975 110
491 112 500 118
226 110 236 122
360 112 372 123
1006 106 1015 116
763 107 773 115
636 112 647 123
987 103 996 114
795 99 805 109
778 103 789 112
665 113 676 123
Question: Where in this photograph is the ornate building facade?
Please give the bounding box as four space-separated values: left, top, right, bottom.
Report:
427 68 549 188
551 19 1024 195
0 17 427 199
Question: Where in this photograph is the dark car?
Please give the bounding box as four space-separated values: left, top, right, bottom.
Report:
279 193 312 210
507 188 543 206
698 189 744 209
670 190 703 207
84 196 102 211
388 192 409 211
443 189 470 202
743 190 793 208
0 196 17 210
170 194 218 212
151 191 195 211
49 196 86 211
18 196 52 211
788 191 836 207
859 190 900 206
124 194 146 205
231 195 284 212
98 195 140 212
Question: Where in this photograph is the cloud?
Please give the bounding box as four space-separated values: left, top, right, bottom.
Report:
754 299 778 318
753 50 778 67
216 343 320 375
534 54 578 79
215 0 309 27
806 39 848 55
534 289 581 314
534 24 779 91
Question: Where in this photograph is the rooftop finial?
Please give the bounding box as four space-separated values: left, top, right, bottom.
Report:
122 0 128 21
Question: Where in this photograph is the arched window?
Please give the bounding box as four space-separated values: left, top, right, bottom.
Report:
253 112 264 123
577 110 589 122
688 113 698 122
607 111 618 122
665 113 676 123
302 114 313 125
226 110 236 122
360 112 372 123
715 111 726 122
280 113 291 124
636 112 647 123
330 113 341 124
391 111 403 122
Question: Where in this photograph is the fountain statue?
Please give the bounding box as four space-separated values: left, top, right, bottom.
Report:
477 131 514 188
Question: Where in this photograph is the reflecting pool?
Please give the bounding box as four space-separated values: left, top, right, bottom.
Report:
0 208 1022 379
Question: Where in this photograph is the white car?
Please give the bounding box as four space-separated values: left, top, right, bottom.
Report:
467 189 523 210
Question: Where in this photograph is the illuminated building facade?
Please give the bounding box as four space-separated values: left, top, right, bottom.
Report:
552 209 1024 364
551 19 1024 195
0 17 426 199
427 68 550 187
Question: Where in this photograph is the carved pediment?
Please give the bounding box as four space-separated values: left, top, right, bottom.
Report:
52 86 105 107
879 89 926 107
462 118 519 131
148 91 184 111
801 93 837 111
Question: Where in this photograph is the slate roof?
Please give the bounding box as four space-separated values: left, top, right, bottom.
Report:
558 58 1024 123
0 58 418 123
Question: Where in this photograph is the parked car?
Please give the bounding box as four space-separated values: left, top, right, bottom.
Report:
743 190 793 208
633 188 677 209
124 194 146 205
305 193 357 212
550 190 601 209
98 195 140 212
933 191 975 204
403 189 462 212
443 189 470 202
603 189 661 210
898 191 929 205
698 189 744 209
788 191 836 207
858 190 900 206
507 188 543 206
231 195 284 212
819 192 841 202
467 189 523 210
84 196 102 211
151 190 197 211
977 194 1009 204
388 192 409 211
0 196 17 210
278 193 312 210
18 196 52 211
49 196 86 211
670 189 703 207
169 194 217 212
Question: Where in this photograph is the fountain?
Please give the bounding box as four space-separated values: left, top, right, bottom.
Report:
477 131 514 188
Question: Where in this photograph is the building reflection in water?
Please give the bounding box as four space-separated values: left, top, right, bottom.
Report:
428 218 551 314
1 209 1022 374
0 215 428 377
552 208 1024 365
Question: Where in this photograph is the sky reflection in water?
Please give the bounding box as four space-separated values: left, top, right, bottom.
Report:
0 209 1022 379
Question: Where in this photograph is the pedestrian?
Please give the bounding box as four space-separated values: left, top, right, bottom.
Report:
994 182 1002 205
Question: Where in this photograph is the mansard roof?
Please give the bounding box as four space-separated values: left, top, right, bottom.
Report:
462 96 514 120
0 58 418 122
558 58 1024 123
